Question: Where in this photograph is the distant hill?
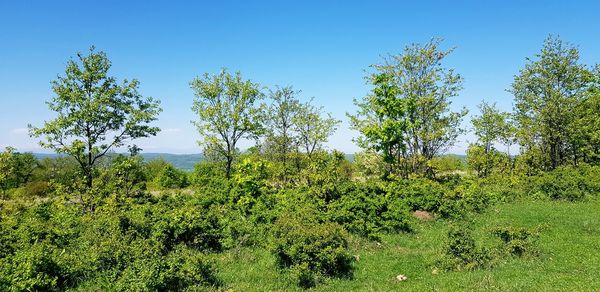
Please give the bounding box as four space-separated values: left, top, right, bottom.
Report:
33 153 204 171
140 153 203 171
32 152 441 171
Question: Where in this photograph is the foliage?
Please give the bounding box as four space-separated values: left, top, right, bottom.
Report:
191 69 265 179
469 102 515 177
439 223 491 271
29 47 161 190
349 38 467 177
492 226 540 257
156 164 189 189
143 158 170 182
467 144 511 177
299 150 353 202
327 182 413 240
429 155 465 174
190 160 227 189
511 35 599 170
352 150 386 179
528 164 600 201
0 148 15 195
271 215 354 288
264 86 302 183
293 99 340 159
0 197 222 290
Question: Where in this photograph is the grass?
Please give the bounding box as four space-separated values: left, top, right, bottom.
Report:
210 198 600 291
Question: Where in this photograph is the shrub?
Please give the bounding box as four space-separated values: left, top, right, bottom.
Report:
492 226 540 257
327 182 412 240
112 245 220 291
14 181 51 198
299 150 353 203
0 197 223 291
386 178 448 214
439 224 491 271
156 164 189 189
190 161 227 189
272 216 354 288
530 165 599 201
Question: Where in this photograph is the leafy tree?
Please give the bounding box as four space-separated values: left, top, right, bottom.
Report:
511 36 597 170
264 86 302 182
6 152 37 188
349 39 467 177
472 102 511 154
469 102 513 176
349 72 407 176
569 65 600 165
294 99 340 159
0 147 15 195
29 47 162 189
191 69 265 179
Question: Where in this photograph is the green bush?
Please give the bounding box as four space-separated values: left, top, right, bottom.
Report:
0 197 222 291
299 150 353 203
530 165 600 200
327 182 412 240
156 164 189 189
439 224 491 271
492 226 540 257
191 161 227 189
386 177 497 219
272 216 354 288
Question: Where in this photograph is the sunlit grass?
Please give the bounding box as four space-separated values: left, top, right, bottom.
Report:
210 198 600 291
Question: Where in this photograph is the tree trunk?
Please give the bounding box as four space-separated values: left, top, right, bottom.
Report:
225 156 233 180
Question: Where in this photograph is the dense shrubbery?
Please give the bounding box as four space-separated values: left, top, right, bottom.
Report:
271 215 354 288
156 164 189 189
0 196 222 290
327 182 413 240
0 149 598 289
439 224 492 271
528 164 600 201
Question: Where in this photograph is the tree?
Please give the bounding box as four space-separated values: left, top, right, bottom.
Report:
511 36 597 170
349 39 467 177
0 147 15 195
265 86 302 181
569 65 600 165
349 72 407 176
191 69 265 179
29 47 162 189
469 102 513 176
294 99 340 159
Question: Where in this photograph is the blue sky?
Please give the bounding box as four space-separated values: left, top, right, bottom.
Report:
1 0 599 154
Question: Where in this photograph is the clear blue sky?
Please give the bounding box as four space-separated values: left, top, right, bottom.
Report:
1 0 599 154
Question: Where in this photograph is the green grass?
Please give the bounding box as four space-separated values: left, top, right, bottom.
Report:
210 198 600 291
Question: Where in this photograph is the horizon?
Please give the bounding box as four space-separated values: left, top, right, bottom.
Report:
2 1 600 154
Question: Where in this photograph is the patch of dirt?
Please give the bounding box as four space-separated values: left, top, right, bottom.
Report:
413 210 434 221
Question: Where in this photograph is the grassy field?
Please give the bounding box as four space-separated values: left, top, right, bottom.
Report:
210 199 600 291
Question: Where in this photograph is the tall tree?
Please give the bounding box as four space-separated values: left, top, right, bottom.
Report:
511 36 596 170
294 99 340 159
29 47 162 189
472 102 512 154
469 102 513 176
191 69 265 179
348 72 407 176
349 39 467 177
265 86 302 181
